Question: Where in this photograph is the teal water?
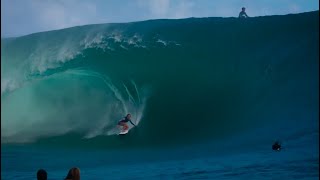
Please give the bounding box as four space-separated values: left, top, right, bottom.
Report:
1 11 319 179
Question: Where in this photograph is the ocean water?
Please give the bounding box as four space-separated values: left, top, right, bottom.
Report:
1 11 319 179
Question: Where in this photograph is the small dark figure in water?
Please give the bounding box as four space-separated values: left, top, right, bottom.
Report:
37 169 47 180
239 7 249 18
272 141 281 151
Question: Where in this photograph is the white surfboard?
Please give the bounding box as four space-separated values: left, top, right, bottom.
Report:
119 129 129 135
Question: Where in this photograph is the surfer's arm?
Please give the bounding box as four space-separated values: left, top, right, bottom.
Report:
129 120 136 126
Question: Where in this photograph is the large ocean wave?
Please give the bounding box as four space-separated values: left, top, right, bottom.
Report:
1 11 318 149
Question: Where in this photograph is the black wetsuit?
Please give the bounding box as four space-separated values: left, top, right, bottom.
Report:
118 117 135 126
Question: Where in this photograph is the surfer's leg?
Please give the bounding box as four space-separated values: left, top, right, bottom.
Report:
118 122 125 130
123 124 129 131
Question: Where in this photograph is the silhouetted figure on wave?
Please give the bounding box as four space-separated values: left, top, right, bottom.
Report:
239 7 249 18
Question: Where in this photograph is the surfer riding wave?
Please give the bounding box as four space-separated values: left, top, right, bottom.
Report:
117 114 136 131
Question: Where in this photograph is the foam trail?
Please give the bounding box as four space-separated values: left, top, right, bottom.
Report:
103 79 128 115
131 80 141 104
123 83 137 105
64 69 128 114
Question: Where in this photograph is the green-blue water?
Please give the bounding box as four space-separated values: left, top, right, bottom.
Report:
1 11 319 179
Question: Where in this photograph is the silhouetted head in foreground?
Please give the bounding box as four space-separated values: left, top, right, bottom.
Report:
65 167 80 180
37 169 47 180
272 141 281 151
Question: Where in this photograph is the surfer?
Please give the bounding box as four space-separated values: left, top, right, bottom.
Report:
239 7 249 18
272 141 281 151
118 114 136 131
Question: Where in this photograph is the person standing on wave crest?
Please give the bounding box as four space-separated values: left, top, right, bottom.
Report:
239 7 249 18
118 114 136 131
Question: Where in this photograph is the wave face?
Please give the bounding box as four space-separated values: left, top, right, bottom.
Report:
1 11 319 148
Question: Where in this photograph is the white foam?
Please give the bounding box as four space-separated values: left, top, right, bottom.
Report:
120 45 128 50
1 78 19 95
156 39 167 46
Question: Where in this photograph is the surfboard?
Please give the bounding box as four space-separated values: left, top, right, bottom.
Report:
119 129 129 135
